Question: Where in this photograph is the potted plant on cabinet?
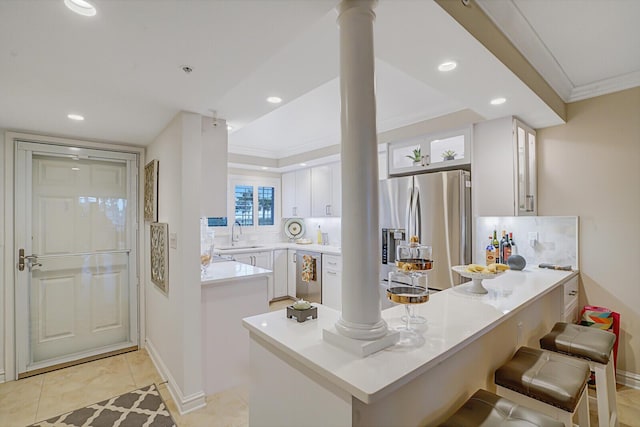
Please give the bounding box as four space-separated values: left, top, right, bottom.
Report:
442 150 457 161
406 147 423 166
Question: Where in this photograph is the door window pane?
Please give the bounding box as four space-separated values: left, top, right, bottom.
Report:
234 185 253 226
258 186 275 226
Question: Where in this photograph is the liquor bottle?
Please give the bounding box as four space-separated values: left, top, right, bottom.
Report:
502 231 512 263
485 236 497 265
492 230 500 264
499 230 508 263
509 232 517 254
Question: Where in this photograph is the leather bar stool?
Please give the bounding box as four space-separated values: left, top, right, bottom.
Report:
540 322 619 427
494 347 590 427
439 389 564 427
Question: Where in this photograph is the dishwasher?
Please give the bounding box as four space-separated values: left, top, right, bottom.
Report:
296 251 322 303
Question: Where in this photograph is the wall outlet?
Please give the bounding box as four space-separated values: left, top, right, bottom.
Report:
169 233 178 249
528 231 538 247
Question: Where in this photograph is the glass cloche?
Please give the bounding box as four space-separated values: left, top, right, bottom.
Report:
395 236 433 272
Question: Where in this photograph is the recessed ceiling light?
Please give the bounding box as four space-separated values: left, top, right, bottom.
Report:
71 167 80 171
227 125 233 131
438 61 457 72
266 96 282 104
299 163 307 167
490 97 506 105
64 0 96 17
261 167 269 170
67 113 85 121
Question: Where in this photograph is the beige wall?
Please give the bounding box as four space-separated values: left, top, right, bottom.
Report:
537 87 640 376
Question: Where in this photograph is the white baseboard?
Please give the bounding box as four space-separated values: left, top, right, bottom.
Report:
145 338 207 415
617 369 640 389
0 370 5 383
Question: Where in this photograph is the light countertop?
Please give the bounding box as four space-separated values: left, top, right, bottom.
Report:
214 242 342 256
201 260 271 286
242 267 577 404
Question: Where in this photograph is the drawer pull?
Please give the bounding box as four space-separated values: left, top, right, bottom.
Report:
567 290 577 296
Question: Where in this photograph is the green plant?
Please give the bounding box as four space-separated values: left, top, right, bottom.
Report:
442 149 457 159
406 147 422 162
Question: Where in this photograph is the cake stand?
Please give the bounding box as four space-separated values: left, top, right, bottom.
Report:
451 265 506 294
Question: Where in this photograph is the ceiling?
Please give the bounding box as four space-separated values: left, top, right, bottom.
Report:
1 0 638 161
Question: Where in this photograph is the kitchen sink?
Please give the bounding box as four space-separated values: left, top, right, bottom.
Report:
217 245 264 250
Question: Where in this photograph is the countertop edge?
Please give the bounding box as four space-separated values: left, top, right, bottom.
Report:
201 261 272 286
214 242 342 256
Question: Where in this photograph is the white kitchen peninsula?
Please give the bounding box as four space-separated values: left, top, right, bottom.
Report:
201 261 271 396
243 268 577 426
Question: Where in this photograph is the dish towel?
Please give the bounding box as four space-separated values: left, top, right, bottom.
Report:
301 255 315 282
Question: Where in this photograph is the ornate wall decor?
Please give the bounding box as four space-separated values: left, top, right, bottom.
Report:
144 159 159 222
150 222 169 294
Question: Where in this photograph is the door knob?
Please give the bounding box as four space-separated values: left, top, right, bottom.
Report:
18 249 41 271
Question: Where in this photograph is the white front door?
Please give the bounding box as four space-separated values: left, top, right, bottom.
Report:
15 141 139 376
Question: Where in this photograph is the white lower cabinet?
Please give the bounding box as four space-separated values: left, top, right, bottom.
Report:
562 275 579 323
322 255 342 310
273 249 288 300
232 251 272 269
287 249 297 299
233 250 274 300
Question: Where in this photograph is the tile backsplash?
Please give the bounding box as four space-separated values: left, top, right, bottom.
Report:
475 216 578 269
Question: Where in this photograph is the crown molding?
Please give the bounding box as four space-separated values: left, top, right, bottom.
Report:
476 0 573 102
477 0 640 104
568 71 640 103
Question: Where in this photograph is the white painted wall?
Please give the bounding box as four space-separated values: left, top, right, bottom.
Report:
537 87 640 378
145 112 205 412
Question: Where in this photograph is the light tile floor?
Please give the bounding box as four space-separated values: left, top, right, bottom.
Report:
1 313 638 427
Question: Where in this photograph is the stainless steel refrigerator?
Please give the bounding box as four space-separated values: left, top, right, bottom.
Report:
379 170 471 290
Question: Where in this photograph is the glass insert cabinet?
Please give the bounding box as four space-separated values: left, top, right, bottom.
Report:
387 126 471 176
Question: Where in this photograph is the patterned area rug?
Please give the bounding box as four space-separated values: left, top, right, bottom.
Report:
29 384 176 427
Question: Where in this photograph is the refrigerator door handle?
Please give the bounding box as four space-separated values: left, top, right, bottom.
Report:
413 187 421 239
406 186 414 240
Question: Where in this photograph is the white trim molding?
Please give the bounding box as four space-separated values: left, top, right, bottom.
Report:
0 370 5 383
617 369 640 390
145 339 207 415
477 0 640 104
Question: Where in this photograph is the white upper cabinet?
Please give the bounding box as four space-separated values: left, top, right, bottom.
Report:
311 163 341 217
282 169 310 218
473 116 537 217
387 127 471 176
514 120 537 216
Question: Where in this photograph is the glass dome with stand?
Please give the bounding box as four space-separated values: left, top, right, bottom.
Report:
386 236 432 346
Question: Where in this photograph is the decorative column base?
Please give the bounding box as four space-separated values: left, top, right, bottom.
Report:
323 327 399 358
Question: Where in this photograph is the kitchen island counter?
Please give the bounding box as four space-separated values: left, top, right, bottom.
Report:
243 267 577 426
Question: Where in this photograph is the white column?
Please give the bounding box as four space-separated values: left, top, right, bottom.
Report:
335 0 387 340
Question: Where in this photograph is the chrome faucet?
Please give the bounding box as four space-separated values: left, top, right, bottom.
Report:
231 220 242 246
